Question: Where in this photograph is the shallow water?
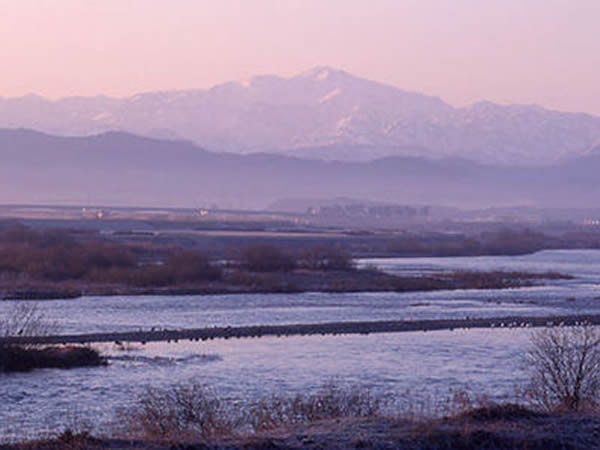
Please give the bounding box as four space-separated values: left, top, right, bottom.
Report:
1 329 533 441
1 249 599 441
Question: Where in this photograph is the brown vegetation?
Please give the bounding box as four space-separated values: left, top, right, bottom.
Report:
121 384 234 442
6 326 600 447
0 225 222 290
239 244 297 272
118 382 383 444
525 323 600 412
10 384 600 449
299 246 354 271
0 225 576 300
105 345 600 448
0 302 106 372
247 383 381 432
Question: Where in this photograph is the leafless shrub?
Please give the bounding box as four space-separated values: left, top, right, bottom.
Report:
248 383 382 431
122 384 234 442
0 302 58 337
121 381 383 443
397 388 491 421
525 323 600 412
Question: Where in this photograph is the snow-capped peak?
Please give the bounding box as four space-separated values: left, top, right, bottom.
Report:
298 66 341 81
2 66 600 166
314 69 329 81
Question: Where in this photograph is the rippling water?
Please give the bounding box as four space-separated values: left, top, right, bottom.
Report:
1 250 600 441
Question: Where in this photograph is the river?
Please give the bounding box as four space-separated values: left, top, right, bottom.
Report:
1 249 599 441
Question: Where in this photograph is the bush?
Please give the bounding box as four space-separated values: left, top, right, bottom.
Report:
482 229 550 256
125 265 175 288
118 251 222 287
121 382 382 442
525 324 600 412
165 251 222 283
240 245 296 272
0 228 137 281
248 383 382 431
300 246 354 271
0 302 57 337
121 383 382 442
0 345 106 372
123 384 233 441
0 224 222 287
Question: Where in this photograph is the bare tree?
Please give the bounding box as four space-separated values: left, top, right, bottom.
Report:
0 302 58 337
525 324 600 412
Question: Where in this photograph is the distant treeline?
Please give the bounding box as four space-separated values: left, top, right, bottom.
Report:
387 229 548 256
0 225 354 288
0 224 583 297
387 228 600 257
120 224 600 260
1 223 599 289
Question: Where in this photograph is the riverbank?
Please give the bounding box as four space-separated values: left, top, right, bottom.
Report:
0 268 572 300
4 404 598 449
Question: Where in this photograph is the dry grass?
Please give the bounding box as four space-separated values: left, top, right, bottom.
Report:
119 384 235 442
8 385 600 449
114 382 560 448
247 382 382 431
117 381 383 444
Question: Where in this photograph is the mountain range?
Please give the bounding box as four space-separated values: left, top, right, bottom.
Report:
1 129 599 210
2 67 600 165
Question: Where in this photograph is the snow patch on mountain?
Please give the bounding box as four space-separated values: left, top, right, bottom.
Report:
91 112 114 122
335 117 352 134
314 69 330 81
319 88 342 104
1 66 600 165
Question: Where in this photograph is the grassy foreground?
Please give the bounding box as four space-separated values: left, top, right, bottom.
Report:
4 382 600 450
5 324 600 448
4 404 599 449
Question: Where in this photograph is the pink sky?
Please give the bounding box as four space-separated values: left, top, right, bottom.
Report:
2 0 599 115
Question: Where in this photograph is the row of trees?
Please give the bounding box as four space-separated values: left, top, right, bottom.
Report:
238 244 353 272
0 225 355 287
387 229 554 257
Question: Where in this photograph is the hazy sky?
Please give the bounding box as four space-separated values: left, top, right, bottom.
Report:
2 0 599 115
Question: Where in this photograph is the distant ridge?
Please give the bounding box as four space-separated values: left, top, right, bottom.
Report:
2 67 600 165
1 128 600 210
